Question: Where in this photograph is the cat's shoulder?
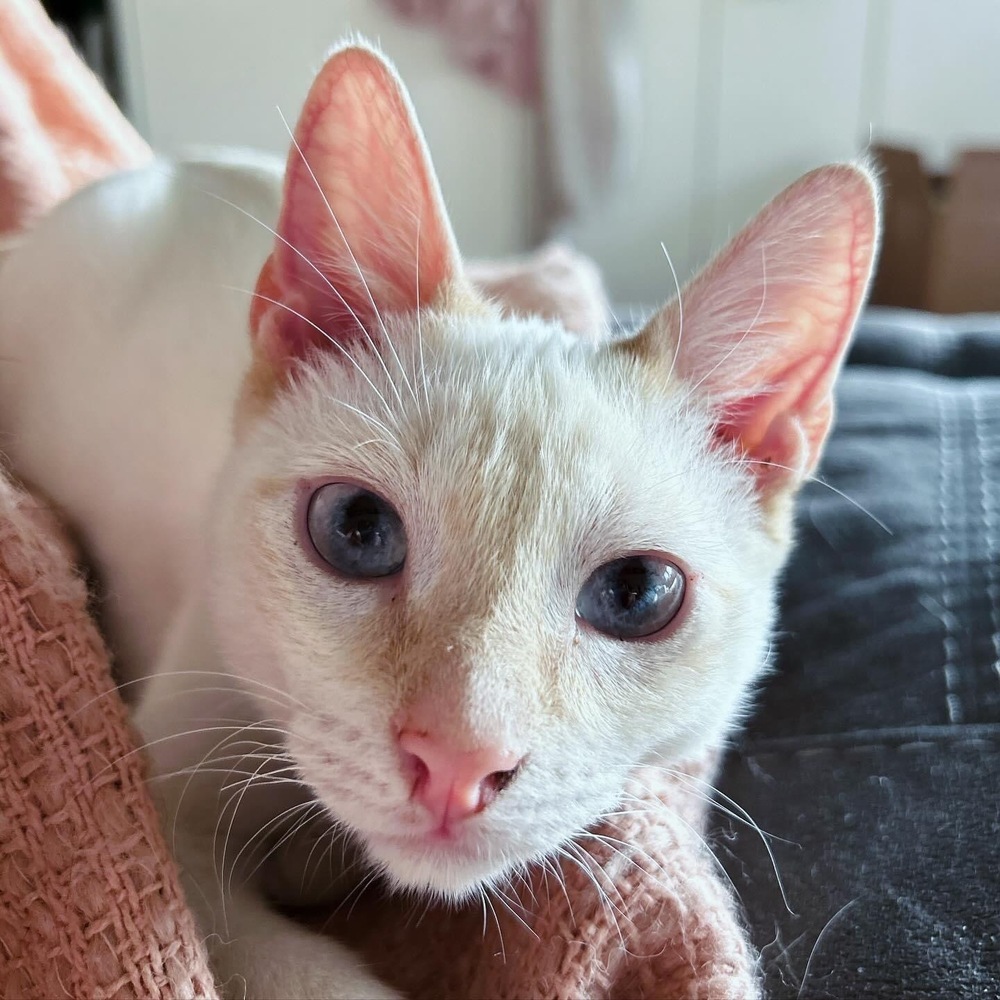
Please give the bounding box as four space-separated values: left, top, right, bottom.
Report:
7 150 282 281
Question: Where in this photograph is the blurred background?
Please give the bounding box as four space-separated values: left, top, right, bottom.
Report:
46 0 1000 310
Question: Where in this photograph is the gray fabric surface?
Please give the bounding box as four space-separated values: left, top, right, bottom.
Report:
718 307 1000 999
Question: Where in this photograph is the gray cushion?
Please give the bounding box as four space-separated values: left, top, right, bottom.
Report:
718 307 1000 998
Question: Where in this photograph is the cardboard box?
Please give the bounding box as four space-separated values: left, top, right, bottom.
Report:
870 144 1000 313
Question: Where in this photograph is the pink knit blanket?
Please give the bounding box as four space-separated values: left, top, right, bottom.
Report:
0 478 215 998
328 759 760 999
0 470 758 997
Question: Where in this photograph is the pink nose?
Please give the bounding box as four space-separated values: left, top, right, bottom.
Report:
398 730 524 825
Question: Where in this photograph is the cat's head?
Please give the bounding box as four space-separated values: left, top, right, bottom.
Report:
209 43 879 898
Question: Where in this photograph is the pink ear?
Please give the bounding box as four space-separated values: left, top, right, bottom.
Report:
628 164 880 494
251 43 461 372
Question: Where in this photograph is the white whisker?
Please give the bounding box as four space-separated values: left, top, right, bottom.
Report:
798 898 858 998
487 883 537 941
558 842 627 951
216 750 278 911
481 884 507 963
223 286 394 418
203 184 406 410
689 246 768 395
414 209 431 416
68 669 319 720
240 800 327 891
653 763 797 915
620 782 746 907
277 107 418 411
660 241 684 384
736 457 893 534
324 397 403 450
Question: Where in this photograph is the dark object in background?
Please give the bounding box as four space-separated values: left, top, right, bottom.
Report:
871 144 1000 314
42 0 103 18
719 307 1000 998
41 0 120 101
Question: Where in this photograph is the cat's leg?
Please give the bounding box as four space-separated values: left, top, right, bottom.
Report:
169 823 399 1000
134 611 400 1000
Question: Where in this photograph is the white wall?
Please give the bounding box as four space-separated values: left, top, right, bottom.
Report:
113 0 1000 305
563 0 1000 304
871 0 1000 167
112 0 537 259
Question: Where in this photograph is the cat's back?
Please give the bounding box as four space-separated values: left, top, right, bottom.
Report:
0 153 282 675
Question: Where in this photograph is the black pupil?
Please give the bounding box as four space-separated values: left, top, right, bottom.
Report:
612 564 649 610
306 483 406 578
338 494 382 548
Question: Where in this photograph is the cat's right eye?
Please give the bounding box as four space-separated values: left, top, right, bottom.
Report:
304 483 407 578
576 554 686 640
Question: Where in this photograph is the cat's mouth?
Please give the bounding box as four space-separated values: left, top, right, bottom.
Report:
362 825 509 896
368 829 481 857
287 735 527 895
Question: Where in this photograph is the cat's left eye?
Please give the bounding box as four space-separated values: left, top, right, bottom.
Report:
576 554 686 639
304 482 406 578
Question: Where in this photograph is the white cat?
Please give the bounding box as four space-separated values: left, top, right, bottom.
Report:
0 42 878 999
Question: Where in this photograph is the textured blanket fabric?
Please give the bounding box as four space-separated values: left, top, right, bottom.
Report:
0 468 759 998
0 476 216 998
326 757 760 999
0 0 151 237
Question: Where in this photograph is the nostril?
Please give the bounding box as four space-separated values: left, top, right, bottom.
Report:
403 749 430 796
398 727 527 818
478 759 524 809
488 766 517 794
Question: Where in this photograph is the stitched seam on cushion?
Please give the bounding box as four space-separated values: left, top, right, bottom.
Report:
744 738 1000 763
736 723 1000 752
936 391 963 723
972 392 1000 688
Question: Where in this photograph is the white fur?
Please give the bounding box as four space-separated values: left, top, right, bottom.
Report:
0 154 822 996
0 155 282 677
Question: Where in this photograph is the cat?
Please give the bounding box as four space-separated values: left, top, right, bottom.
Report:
0 40 879 999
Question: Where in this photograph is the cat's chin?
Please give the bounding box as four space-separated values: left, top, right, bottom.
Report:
362 830 515 899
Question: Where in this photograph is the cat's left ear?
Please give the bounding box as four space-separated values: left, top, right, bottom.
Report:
621 163 880 497
250 42 463 376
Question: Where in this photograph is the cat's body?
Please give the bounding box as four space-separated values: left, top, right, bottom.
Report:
0 155 281 674
0 43 879 999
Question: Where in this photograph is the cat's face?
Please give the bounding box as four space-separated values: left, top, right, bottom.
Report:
211 311 782 894
209 43 879 898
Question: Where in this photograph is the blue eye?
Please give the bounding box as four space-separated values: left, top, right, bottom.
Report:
305 483 406 578
576 555 685 639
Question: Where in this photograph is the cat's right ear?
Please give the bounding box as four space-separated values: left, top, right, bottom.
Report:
619 163 880 500
249 42 464 379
